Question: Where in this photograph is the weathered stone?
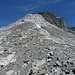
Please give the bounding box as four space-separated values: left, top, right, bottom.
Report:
65 68 70 74
49 51 54 56
47 58 52 62
56 61 62 67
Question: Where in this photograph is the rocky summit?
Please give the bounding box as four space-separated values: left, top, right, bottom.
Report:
38 12 67 29
0 12 75 75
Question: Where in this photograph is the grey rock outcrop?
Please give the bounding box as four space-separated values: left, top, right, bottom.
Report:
0 13 75 75
38 12 67 29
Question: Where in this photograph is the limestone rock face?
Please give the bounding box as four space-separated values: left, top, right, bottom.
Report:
0 13 75 75
38 12 67 29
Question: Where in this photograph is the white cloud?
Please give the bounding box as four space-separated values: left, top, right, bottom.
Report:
52 0 62 3
14 0 62 12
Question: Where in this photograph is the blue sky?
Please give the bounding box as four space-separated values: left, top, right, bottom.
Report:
0 0 75 28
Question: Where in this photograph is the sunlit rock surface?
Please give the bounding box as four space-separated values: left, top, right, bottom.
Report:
0 13 75 75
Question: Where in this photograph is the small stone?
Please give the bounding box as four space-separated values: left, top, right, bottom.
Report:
49 51 53 56
65 69 70 74
56 61 62 67
47 58 52 62
67 58 73 63
29 69 33 75
67 59 74 66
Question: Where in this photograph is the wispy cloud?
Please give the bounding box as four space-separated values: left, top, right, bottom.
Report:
52 0 62 3
14 0 62 12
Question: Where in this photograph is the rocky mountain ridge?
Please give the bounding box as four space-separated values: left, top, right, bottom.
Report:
38 12 75 32
38 12 67 29
0 12 75 75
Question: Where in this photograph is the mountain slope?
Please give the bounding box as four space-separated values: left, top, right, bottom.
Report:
0 13 75 75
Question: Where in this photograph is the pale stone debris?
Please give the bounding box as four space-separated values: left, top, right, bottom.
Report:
0 52 16 66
